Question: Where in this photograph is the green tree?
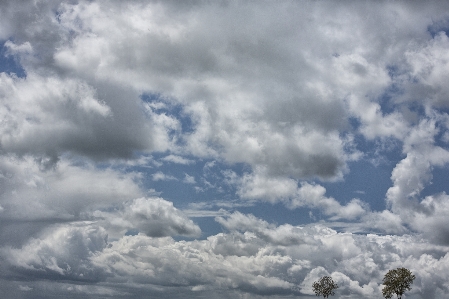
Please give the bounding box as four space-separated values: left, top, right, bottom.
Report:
382 267 416 299
312 276 338 298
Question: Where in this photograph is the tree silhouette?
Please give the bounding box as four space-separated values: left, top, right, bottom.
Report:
312 276 338 298
382 267 416 299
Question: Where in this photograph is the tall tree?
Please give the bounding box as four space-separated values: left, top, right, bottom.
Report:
312 276 338 298
382 267 416 299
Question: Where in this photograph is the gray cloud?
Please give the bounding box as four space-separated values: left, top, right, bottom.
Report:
3 0 448 178
384 117 449 244
94 197 201 238
0 155 143 249
0 73 154 161
2 214 449 298
1 222 108 282
2 0 449 298
0 156 142 221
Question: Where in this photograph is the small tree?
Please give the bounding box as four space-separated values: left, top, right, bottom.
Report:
382 267 416 299
312 276 338 298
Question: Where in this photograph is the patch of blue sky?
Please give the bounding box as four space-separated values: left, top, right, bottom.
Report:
116 91 449 235
124 228 139 236
376 78 407 115
141 92 195 136
427 17 449 38
238 202 317 227
140 153 247 207
434 119 449 148
420 164 449 198
321 131 403 212
140 152 324 233
192 217 228 239
0 40 26 77
347 116 361 132
321 159 394 212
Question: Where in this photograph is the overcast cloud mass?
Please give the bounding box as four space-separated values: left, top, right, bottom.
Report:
1 1 449 298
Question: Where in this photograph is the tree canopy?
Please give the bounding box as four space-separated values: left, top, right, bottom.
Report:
382 267 416 299
312 276 338 298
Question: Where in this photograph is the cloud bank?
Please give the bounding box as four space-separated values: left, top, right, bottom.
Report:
1 0 449 298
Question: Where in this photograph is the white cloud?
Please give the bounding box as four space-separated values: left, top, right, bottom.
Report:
94 197 201 238
18 285 32 291
2 0 444 182
1 222 108 281
237 169 368 221
360 210 408 235
45 0 384 180
402 32 449 108
183 173 196 184
151 171 177 181
2 0 449 297
0 73 151 160
384 117 449 243
3 213 449 298
161 154 194 165
0 155 143 222
4 40 33 55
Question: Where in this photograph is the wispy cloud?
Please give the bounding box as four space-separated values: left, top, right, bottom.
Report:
161 154 195 165
152 171 178 181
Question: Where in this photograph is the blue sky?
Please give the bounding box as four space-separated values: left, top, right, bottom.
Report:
1 1 449 298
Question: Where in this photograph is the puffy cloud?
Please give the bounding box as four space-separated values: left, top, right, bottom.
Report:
2 0 449 298
216 212 318 247
3 213 449 298
0 73 152 160
20 0 376 179
237 168 299 203
94 197 201 238
1 222 108 281
384 117 449 243
359 210 408 235
0 0 447 183
0 155 142 223
183 173 196 184
161 154 194 165
237 169 368 221
0 153 144 251
402 32 449 108
151 171 177 181
1 0 446 181
182 101 351 180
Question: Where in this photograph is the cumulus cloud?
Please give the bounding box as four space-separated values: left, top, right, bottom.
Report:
237 169 368 221
0 155 142 223
151 171 177 181
0 73 152 160
402 32 449 108
1 222 108 281
0 0 448 181
1 0 445 179
161 154 194 165
94 197 201 238
384 117 449 243
183 173 196 184
0 154 144 252
2 213 449 298
2 0 449 297
20 0 376 179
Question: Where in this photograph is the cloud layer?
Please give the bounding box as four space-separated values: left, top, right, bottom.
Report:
1 0 449 298
2 213 449 298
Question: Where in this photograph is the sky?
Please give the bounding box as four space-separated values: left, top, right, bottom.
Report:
1 0 449 298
